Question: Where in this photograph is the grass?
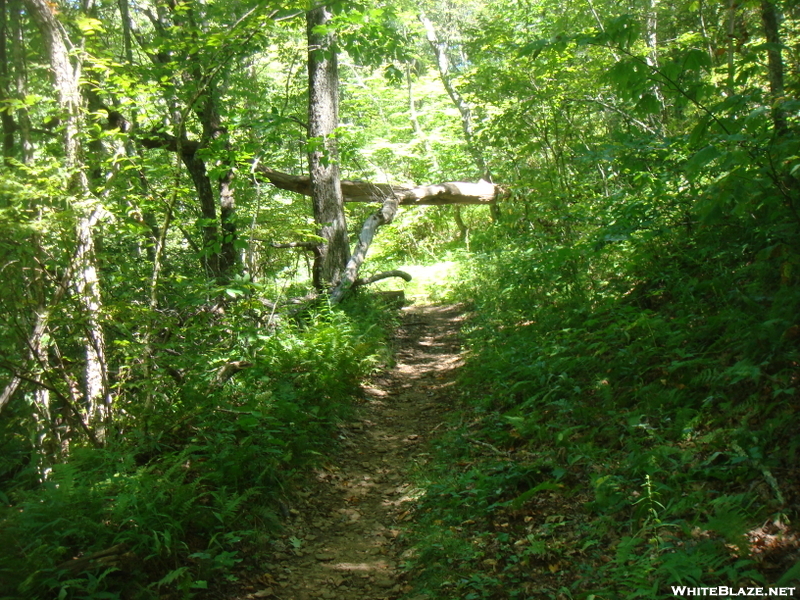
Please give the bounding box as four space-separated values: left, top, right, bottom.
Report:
397 218 800 599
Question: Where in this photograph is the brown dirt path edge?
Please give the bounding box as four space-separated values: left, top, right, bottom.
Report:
239 303 465 600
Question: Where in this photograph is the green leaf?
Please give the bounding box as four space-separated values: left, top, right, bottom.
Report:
75 16 105 35
682 48 712 71
684 145 721 180
518 39 548 58
155 566 189 587
510 481 561 509
635 93 661 115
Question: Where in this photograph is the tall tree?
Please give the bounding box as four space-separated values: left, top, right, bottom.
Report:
0 0 16 160
22 0 111 441
307 4 350 289
760 0 787 135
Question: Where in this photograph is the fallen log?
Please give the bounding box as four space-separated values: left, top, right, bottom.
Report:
254 166 500 205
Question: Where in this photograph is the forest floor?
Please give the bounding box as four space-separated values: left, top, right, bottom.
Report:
229 303 465 600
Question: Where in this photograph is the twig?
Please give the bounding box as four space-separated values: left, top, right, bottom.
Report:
462 435 509 457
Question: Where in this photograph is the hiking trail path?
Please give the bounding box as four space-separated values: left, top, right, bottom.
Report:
235 303 466 600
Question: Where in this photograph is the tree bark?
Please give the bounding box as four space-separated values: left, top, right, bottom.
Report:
760 0 787 135
0 0 17 160
24 0 81 176
254 165 501 205
330 195 399 304
197 83 238 275
182 149 222 275
727 0 737 93
644 0 665 112
186 30 239 277
23 0 111 441
307 5 350 289
10 0 32 162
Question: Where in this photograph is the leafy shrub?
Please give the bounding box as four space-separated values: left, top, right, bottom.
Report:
0 290 389 599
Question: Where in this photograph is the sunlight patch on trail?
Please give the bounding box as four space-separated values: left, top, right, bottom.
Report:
373 261 461 302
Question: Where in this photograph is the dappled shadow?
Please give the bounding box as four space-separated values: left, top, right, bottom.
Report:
225 304 465 600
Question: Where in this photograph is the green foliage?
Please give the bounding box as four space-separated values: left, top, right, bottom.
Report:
396 0 800 597
5 0 800 598
0 285 390 599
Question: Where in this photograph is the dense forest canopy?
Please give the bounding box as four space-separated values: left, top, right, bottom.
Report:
1 0 799 597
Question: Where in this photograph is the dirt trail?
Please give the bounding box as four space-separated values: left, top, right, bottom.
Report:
243 304 465 600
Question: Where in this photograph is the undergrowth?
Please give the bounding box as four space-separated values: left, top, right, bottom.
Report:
401 212 800 597
0 288 394 600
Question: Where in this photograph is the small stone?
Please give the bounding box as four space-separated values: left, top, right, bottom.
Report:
253 589 273 598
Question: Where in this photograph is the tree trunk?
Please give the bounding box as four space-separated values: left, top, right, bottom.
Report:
255 165 501 205
117 0 133 63
419 12 499 220
644 0 665 112
727 0 737 93
760 0 787 135
307 5 350 289
420 13 482 172
75 208 111 437
196 83 238 276
182 149 221 276
453 206 468 242
0 0 17 160
10 0 31 162
23 0 111 442
24 0 81 174
330 196 400 304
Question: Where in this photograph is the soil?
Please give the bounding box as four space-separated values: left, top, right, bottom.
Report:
233 303 465 600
